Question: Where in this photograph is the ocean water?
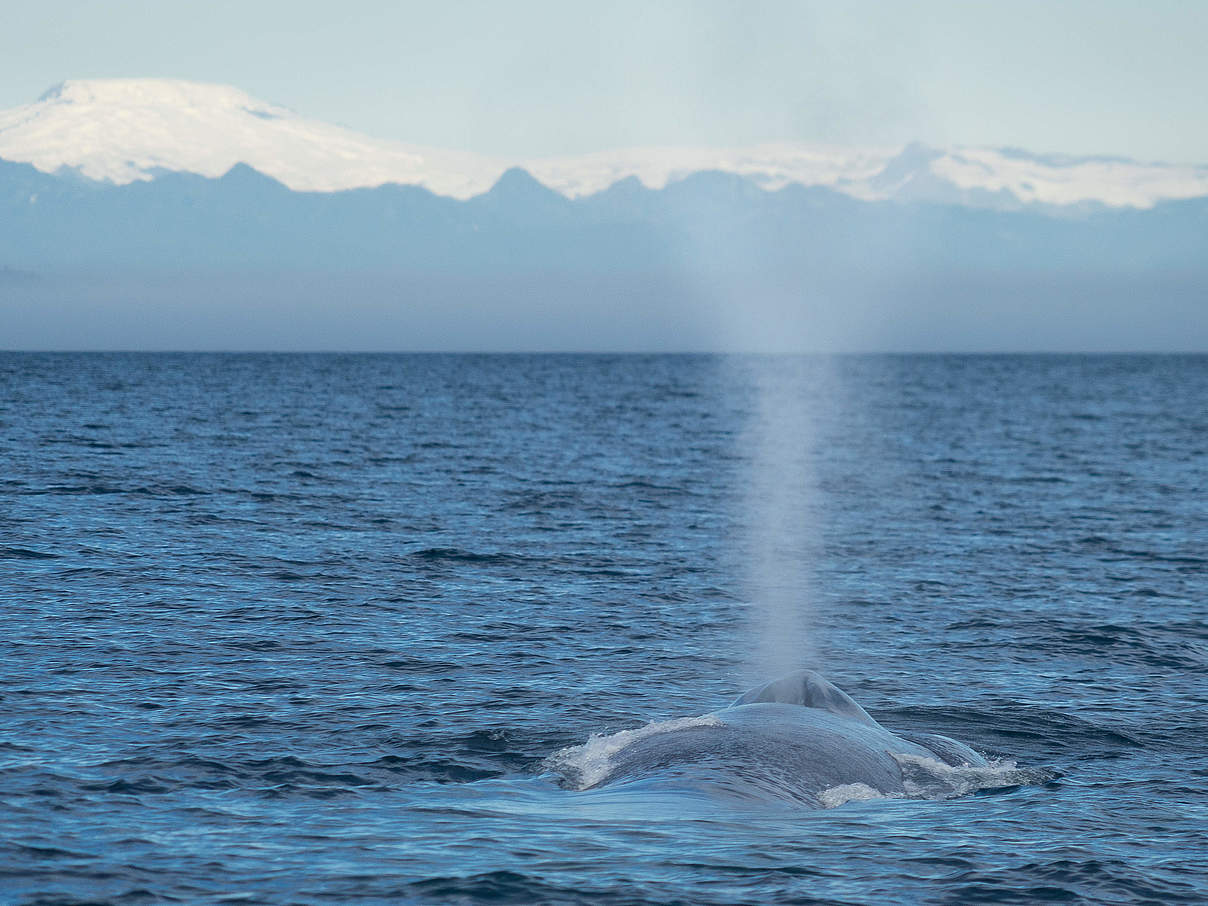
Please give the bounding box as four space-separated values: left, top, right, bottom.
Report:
2 352 1205 904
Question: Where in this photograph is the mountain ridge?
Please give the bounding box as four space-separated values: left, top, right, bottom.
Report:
4 78 1208 210
2 146 1205 351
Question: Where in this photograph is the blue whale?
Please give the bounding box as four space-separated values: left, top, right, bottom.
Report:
551 670 991 808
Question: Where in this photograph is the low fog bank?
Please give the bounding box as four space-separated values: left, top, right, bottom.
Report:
3 268 1204 352
2 161 1205 351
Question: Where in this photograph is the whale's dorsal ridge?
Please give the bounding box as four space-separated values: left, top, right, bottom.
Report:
731 670 880 727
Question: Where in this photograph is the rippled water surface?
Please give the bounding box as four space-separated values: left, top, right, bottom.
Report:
2 353 1206 904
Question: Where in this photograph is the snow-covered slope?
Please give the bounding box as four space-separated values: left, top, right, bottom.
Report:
3 78 1208 209
527 143 896 199
0 79 503 198
862 143 1208 210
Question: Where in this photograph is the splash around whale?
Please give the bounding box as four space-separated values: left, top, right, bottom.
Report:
546 671 1046 809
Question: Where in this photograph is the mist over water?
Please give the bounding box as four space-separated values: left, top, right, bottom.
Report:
736 356 829 683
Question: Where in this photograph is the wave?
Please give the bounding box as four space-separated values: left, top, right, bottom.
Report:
0 546 59 559
543 715 724 790
410 547 536 567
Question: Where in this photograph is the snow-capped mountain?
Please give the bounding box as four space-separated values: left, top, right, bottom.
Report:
0 79 501 198
2 78 1208 209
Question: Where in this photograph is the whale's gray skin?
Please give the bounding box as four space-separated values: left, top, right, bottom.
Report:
587 670 986 806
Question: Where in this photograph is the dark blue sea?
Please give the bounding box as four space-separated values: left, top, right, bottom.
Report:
2 353 1206 904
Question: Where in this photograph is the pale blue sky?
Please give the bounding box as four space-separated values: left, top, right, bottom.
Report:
3 0 1207 162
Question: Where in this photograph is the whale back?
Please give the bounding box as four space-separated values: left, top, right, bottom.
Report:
731 670 880 728
549 671 996 805
594 706 910 804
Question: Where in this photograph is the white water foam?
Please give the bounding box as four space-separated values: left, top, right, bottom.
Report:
818 754 1052 809
544 715 724 791
894 753 1051 801
817 782 888 808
